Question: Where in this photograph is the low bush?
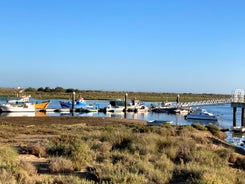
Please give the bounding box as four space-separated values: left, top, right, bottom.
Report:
192 122 207 131
27 143 47 157
20 160 37 176
71 140 93 171
49 157 74 173
206 124 220 137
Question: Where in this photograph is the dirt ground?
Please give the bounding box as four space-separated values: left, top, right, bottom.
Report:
0 116 146 125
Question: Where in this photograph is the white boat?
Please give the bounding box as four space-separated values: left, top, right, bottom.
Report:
105 99 126 113
0 102 35 112
185 108 218 121
80 105 99 113
106 99 148 113
232 126 245 133
7 95 31 104
127 98 149 113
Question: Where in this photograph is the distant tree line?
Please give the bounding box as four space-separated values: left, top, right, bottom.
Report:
24 87 80 93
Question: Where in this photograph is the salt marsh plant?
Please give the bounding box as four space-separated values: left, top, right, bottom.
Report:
49 157 74 173
0 146 37 184
2 119 245 183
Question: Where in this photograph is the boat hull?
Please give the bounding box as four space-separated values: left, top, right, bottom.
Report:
34 101 50 109
0 103 35 112
185 115 218 121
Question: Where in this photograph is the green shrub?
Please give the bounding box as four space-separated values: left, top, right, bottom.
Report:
0 146 36 184
27 143 47 157
52 175 84 184
206 124 220 137
193 148 224 168
192 123 207 131
49 157 74 173
20 160 37 176
71 141 93 171
47 135 80 157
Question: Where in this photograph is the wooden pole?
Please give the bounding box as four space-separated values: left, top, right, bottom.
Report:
124 93 128 117
242 108 245 127
72 91 75 113
233 107 237 127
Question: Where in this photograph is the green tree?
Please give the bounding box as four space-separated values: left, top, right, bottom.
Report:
37 87 44 92
54 87 65 93
44 87 51 92
25 87 36 92
66 88 75 93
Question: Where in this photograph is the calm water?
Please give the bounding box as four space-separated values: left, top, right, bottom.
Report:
0 99 241 129
5 99 239 128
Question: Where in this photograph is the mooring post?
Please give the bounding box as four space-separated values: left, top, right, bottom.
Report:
233 107 237 127
124 93 128 117
72 91 76 113
242 108 245 127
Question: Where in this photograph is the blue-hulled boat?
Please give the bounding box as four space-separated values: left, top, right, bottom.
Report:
59 100 87 109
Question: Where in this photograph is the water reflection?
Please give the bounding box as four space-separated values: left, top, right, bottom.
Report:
0 112 47 117
0 112 36 117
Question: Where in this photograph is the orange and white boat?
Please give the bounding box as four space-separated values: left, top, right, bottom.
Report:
34 100 50 110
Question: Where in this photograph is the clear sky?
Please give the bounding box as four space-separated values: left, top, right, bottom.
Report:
0 0 244 94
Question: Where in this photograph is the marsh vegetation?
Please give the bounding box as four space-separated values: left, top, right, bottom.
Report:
0 87 230 102
0 117 244 183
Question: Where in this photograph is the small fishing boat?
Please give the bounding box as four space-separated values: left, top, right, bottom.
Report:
80 106 99 113
0 102 35 112
60 95 99 112
185 108 218 121
59 99 87 109
34 100 51 110
105 99 148 113
105 99 126 113
232 126 245 133
7 95 31 104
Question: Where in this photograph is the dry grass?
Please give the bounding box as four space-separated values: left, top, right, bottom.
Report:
0 117 245 183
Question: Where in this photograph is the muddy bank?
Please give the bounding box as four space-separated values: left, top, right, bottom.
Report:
0 116 147 126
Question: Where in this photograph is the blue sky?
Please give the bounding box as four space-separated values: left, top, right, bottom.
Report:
0 0 244 94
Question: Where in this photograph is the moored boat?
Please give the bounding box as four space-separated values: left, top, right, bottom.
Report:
105 99 148 113
185 108 218 121
34 100 51 110
105 99 127 113
7 95 31 104
59 99 87 109
232 126 245 133
0 102 35 112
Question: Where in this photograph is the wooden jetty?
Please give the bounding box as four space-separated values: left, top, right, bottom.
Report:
231 89 245 130
231 102 245 127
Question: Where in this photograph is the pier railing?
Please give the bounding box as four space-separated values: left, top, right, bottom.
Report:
178 97 234 107
178 89 245 107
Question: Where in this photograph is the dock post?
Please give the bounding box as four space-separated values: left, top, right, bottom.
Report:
72 91 76 113
233 107 237 127
242 108 245 126
124 93 128 118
